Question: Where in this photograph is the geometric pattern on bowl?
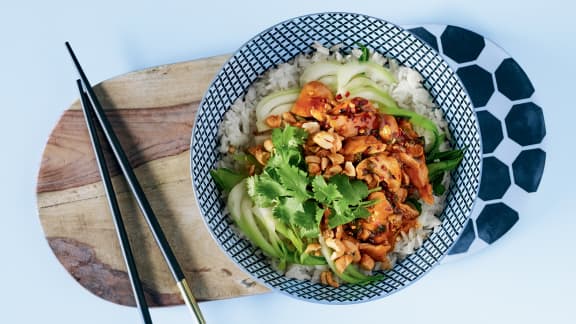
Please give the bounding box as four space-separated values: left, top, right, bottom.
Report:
192 13 481 304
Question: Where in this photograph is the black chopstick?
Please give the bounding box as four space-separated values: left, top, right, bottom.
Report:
66 42 206 324
77 80 153 324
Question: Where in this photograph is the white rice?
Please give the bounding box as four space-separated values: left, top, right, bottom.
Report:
217 43 451 281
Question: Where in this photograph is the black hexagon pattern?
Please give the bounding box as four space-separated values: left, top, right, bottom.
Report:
457 65 494 108
409 25 546 257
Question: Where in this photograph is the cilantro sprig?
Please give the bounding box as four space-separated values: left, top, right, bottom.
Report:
248 125 375 240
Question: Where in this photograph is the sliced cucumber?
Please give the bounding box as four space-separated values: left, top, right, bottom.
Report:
336 61 396 95
255 88 299 120
255 89 299 132
269 103 293 117
300 60 396 98
318 75 337 92
228 180 280 258
347 86 398 111
252 205 285 255
299 61 341 86
342 75 380 91
253 206 303 253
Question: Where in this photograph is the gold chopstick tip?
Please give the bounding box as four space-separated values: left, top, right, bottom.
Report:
177 278 206 324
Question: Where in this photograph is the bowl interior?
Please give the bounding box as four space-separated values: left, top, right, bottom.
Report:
191 12 481 304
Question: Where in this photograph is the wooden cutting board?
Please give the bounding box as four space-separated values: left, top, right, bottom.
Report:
36 54 270 307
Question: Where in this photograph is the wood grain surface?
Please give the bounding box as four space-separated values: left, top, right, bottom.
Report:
36 54 270 307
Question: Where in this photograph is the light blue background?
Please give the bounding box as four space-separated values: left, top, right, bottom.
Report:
0 1 572 323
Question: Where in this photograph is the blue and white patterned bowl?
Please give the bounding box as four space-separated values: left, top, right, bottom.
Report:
191 12 482 304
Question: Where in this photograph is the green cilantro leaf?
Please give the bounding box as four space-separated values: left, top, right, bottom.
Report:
247 173 287 207
276 164 310 202
328 175 368 205
270 125 308 165
352 206 371 219
271 125 308 149
311 175 342 204
273 197 303 224
293 201 322 238
331 199 351 217
313 175 374 228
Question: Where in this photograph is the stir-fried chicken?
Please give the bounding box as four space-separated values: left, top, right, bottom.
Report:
291 81 334 119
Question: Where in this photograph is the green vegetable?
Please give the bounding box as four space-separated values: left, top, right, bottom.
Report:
298 254 328 266
427 148 464 196
426 133 446 163
358 44 370 62
300 61 341 86
210 168 246 193
228 180 285 261
405 197 422 213
268 123 308 166
428 147 464 163
427 149 464 181
336 61 396 96
432 180 446 196
343 263 384 284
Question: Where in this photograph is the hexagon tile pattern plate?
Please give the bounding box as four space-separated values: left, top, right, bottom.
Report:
408 25 546 262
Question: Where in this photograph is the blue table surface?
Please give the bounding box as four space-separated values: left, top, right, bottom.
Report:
0 1 572 323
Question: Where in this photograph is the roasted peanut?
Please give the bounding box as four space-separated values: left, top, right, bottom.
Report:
343 161 356 177
324 165 342 178
333 133 343 152
303 243 321 256
301 121 320 134
308 163 321 175
320 270 339 288
327 153 345 165
379 114 399 142
320 157 329 171
334 255 353 274
247 145 270 166
265 115 282 128
263 139 274 152
359 253 375 271
343 239 361 263
334 225 344 240
305 155 321 164
282 111 297 124
312 131 336 150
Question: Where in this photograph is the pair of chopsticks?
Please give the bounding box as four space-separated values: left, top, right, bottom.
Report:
66 42 206 324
